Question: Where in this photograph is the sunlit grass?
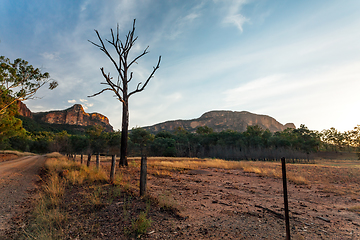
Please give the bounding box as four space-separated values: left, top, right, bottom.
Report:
147 158 309 185
0 150 36 156
25 153 109 239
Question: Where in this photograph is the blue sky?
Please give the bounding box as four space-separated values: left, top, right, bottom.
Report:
1 0 360 132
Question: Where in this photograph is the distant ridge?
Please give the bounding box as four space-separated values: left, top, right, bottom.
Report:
17 102 113 132
143 110 295 133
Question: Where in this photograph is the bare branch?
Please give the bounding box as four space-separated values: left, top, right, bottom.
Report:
100 68 123 93
128 46 149 68
88 88 112 98
111 28 115 44
129 55 161 98
0 98 17 114
127 72 133 83
90 29 121 75
88 40 102 49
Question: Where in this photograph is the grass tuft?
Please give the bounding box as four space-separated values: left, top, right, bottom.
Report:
157 191 180 211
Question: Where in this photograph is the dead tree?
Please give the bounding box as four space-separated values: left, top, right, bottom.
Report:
88 19 161 167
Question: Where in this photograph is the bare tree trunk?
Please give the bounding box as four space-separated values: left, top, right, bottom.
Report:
120 101 129 167
89 20 160 168
87 154 91 167
96 153 100 169
140 155 147 196
110 155 116 183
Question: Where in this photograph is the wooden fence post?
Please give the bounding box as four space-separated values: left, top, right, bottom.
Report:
140 156 147 196
281 157 291 240
110 155 116 183
81 154 83 164
96 153 100 169
87 154 91 167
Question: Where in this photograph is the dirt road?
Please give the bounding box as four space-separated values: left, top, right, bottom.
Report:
0 155 45 237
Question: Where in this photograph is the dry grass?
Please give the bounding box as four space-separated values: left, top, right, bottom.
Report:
156 191 181 211
42 174 65 207
148 158 309 185
24 153 109 239
44 152 65 158
0 150 36 156
149 158 243 171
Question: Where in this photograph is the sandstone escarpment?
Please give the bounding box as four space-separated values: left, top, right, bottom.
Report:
17 101 32 118
143 110 295 134
17 103 114 132
33 104 113 132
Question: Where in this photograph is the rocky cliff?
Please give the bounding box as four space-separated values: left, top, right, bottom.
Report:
143 110 295 133
17 101 32 118
18 103 113 132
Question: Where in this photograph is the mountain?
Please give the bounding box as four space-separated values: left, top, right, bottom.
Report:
17 102 113 132
143 110 295 133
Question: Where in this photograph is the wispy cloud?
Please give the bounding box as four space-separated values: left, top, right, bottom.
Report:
217 0 249 32
40 52 60 60
66 99 94 111
166 9 202 40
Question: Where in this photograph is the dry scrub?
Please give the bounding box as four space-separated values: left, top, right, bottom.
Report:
23 153 108 239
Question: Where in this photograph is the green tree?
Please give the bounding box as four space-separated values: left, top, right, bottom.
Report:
88 19 161 166
292 124 320 153
31 131 54 153
244 125 264 148
196 126 214 135
50 131 71 153
129 128 153 156
0 113 25 149
107 130 121 155
321 127 343 152
0 56 58 114
70 135 90 155
151 135 176 157
350 125 360 149
86 126 108 154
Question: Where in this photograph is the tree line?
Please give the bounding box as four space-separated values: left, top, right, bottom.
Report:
4 120 360 162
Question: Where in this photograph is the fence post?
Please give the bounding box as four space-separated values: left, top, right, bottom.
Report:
81 154 83 164
110 155 116 183
140 155 147 196
87 154 91 167
96 153 100 169
281 157 291 240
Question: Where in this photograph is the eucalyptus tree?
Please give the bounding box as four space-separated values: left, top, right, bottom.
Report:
0 56 58 114
89 19 161 166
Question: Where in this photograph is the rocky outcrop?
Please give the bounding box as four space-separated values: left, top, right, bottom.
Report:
143 110 295 133
17 101 32 118
18 103 113 132
33 104 113 132
284 123 296 129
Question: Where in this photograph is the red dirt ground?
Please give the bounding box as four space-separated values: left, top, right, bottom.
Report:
144 167 360 239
